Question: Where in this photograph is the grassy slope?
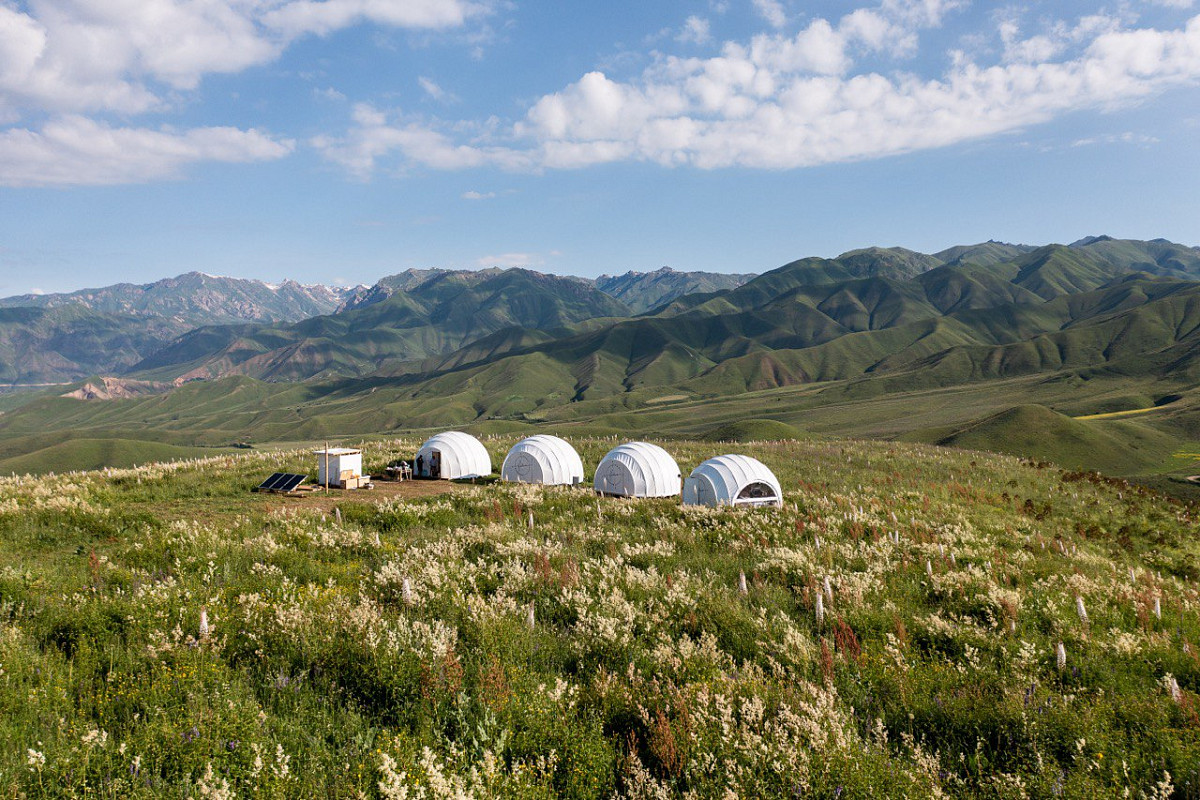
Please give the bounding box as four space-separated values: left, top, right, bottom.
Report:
2 437 1200 796
7 251 1200 479
917 404 1178 474
0 438 231 475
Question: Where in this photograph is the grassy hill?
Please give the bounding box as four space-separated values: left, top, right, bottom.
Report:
2 436 1199 795
5 237 1200 482
593 267 758 313
131 268 633 382
0 438 231 475
915 404 1178 474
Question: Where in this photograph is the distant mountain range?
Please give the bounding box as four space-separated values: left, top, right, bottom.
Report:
0 272 355 384
0 271 352 325
6 235 1200 483
0 266 758 384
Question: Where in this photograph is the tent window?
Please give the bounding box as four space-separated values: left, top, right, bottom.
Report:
737 482 776 501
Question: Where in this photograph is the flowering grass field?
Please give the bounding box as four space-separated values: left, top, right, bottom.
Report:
1 436 1199 797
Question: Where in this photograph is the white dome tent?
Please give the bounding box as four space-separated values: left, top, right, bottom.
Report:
501 435 584 486
682 454 783 508
594 442 681 498
415 432 492 480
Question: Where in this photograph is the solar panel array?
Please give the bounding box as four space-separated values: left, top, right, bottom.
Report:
257 472 308 492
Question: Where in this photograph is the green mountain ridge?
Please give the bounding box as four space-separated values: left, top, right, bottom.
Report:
6 236 1200 482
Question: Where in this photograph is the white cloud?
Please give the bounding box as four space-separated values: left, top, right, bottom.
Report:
0 0 493 119
462 189 495 199
319 12 1200 175
315 87 347 101
751 0 787 29
311 102 533 177
881 0 965 28
419 76 457 103
678 16 712 46
0 117 293 187
0 0 495 187
839 9 915 57
262 0 488 39
1071 132 1160 147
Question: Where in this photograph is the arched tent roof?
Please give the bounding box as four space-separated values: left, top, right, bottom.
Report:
415 431 492 480
500 435 584 486
682 454 782 508
594 442 681 498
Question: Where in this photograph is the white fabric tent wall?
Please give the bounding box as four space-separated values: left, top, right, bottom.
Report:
415 431 492 480
594 441 681 497
682 454 782 508
500 435 584 486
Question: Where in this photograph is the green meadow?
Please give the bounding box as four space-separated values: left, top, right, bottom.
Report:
2 436 1199 796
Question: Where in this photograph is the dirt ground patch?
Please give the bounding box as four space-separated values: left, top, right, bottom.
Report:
257 477 464 514
146 477 467 524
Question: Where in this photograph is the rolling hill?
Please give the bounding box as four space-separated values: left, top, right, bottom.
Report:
5 236 1200 481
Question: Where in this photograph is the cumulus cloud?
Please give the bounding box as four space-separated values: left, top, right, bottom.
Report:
0 0 492 118
319 10 1200 175
677 16 712 46
0 0 492 186
462 189 495 199
751 0 788 30
262 0 487 38
0 117 293 187
311 103 533 177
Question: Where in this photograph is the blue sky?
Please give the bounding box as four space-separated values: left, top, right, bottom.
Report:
1 0 1199 295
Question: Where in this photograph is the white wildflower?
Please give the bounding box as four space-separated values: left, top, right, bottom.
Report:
738 571 748 596
1076 596 1088 624
815 593 825 628
81 728 108 749
197 763 232 800
1056 641 1067 671
1163 674 1183 704
527 602 536 629
1154 597 1162 620
823 576 833 602
401 577 415 607
199 608 211 640
272 743 290 779
378 753 410 799
26 749 45 769
925 560 933 579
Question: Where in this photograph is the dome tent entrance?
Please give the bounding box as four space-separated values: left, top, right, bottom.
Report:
415 432 492 480
501 435 584 486
682 454 782 508
594 441 681 498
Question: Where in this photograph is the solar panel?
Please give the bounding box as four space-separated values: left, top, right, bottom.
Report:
258 472 286 491
256 472 308 492
277 473 307 492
